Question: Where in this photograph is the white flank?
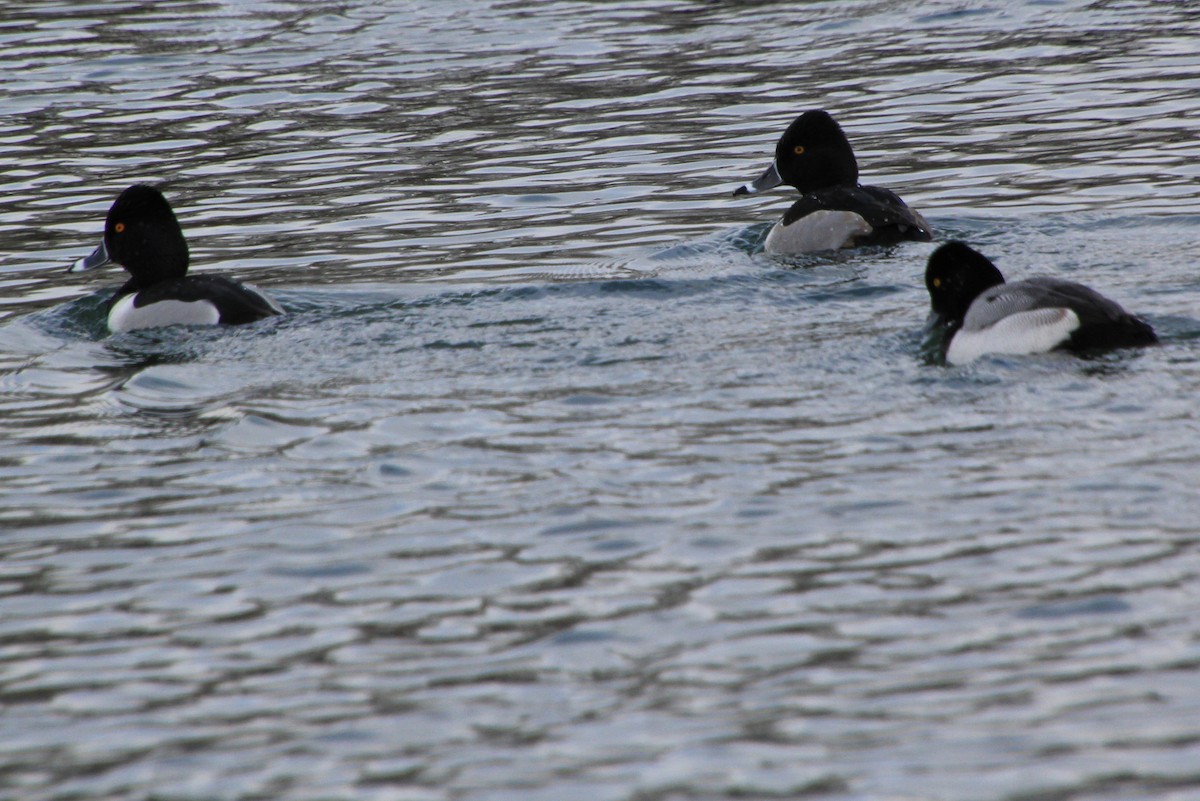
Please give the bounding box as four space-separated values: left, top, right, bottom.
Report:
947 307 1081 365
109 295 221 333
764 210 873 254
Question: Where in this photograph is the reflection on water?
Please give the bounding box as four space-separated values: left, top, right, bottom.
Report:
3 1 1200 800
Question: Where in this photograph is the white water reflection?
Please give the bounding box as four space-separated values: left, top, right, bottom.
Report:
2 2 1200 800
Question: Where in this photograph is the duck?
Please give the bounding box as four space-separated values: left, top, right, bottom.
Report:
924 241 1157 365
733 110 931 254
69 184 283 333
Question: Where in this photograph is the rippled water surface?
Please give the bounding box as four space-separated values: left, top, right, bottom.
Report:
4 1 1200 799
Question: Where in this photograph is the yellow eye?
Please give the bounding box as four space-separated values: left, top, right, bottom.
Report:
932 278 941 287
793 145 805 155
115 222 126 233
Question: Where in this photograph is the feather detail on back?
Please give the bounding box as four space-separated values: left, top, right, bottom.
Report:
781 185 931 238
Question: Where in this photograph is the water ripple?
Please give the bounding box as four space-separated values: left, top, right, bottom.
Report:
3 2 1200 800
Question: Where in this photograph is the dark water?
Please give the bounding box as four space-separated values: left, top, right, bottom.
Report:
4 2 1200 800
